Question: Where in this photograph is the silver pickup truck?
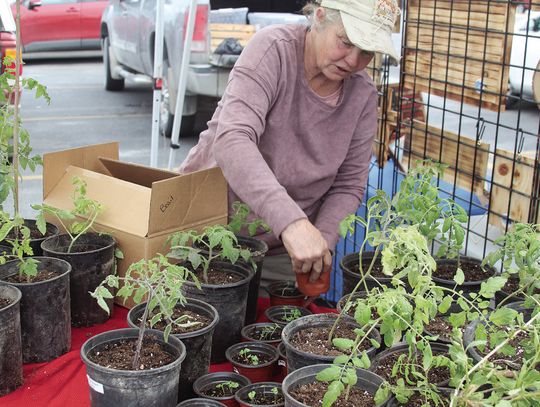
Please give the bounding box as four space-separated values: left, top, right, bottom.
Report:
100 0 230 137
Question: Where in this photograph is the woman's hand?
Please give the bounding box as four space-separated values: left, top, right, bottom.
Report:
281 218 332 283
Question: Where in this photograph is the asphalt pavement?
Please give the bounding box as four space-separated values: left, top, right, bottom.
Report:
15 53 214 219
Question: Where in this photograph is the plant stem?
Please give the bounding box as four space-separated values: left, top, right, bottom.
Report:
327 246 381 344
449 311 540 406
12 0 21 216
133 290 152 370
67 211 98 253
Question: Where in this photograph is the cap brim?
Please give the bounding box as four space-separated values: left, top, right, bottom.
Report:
340 11 400 66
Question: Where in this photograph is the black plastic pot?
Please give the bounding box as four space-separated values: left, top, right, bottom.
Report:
424 302 463 345
276 342 287 382
433 256 496 299
27 219 60 257
266 281 305 307
127 298 219 401
386 387 452 406
0 219 59 257
281 313 381 372
282 364 387 407
463 302 531 366
193 371 251 407
0 284 23 396
41 232 116 327
369 342 451 387
226 342 279 383
235 382 284 407
81 328 186 407
264 305 312 326
0 243 12 256
241 322 283 347
336 291 369 316
177 399 227 407
494 276 535 306
181 260 254 363
0 257 71 363
340 252 395 295
194 236 268 326
237 236 268 325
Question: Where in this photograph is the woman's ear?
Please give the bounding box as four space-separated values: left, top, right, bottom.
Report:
314 7 326 26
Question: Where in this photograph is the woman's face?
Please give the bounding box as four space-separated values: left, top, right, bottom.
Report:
312 16 375 81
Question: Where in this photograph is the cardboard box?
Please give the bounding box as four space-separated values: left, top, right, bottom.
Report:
42 142 228 308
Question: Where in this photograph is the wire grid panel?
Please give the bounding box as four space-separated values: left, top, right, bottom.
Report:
325 0 540 302
404 0 515 111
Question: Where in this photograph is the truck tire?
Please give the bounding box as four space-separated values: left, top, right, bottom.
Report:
160 60 196 138
103 36 124 91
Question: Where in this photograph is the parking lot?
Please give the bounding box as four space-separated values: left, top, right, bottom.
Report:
17 53 215 219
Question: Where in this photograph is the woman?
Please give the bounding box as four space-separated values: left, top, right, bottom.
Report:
179 0 400 291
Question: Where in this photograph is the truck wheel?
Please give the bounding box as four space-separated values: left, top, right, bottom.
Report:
160 60 196 138
103 36 124 91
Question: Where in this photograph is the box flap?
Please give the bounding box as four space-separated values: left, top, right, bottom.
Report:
99 158 179 188
44 165 151 237
43 142 119 199
148 167 228 235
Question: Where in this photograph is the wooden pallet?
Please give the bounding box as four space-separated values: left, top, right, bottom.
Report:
404 0 516 112
405 120 490 200
210 23 256 52
490 149 540 228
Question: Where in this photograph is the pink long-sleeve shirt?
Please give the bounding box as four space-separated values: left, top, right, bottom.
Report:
179 24 378 254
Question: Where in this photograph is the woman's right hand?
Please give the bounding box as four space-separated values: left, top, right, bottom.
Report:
281 218 332 283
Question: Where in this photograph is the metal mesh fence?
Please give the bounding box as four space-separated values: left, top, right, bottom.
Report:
325 0 540 303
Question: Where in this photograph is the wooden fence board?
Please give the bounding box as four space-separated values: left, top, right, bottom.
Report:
404 1 516 111
407 120 490 198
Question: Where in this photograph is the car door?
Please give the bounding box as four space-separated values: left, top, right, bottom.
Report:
17 0 81 52
109 0 142 71
80 0 108 49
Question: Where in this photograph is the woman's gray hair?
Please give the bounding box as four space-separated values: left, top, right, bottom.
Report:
302 1 342 30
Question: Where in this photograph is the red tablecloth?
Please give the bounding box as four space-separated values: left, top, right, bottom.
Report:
1 298 334 406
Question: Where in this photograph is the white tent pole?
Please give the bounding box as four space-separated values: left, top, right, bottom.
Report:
167 0 198 170
150 0 165 167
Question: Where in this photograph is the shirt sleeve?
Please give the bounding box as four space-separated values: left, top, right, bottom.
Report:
212 65 307 241
314 89 378 250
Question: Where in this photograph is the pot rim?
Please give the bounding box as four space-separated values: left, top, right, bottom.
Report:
234 381 284 407
281 313 380 361
182 260 255 290
225 342 279 369
193 371 251 401
81 328 186 377
41 232 116 255
241 322 283 343
127 297 220 339
0 283 22 312
0 257 71 287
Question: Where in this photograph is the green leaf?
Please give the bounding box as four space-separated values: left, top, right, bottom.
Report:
422 344 433 370
354 304 371 326
374 386 390 405
479 276 506 299
453 268 465 285
489 308 518 327
333 355 349 365
316 366 341 382
448 311 466 328
438 296 453 314
164 325 172 343
96 296 110 314
322 381 344 407
360 351 371 369
332 338 354 351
